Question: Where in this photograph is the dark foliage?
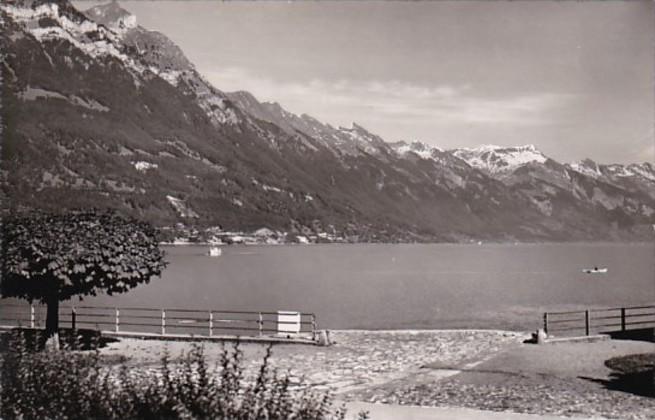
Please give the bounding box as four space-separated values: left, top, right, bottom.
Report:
1 210 167 334
0 332 368 419
1 210 166 301
0 328 119 353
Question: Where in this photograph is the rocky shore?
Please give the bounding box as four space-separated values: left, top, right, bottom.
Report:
101 330 655 419
102 330 523 391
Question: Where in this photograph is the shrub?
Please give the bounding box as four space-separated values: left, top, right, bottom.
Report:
0 331 365 419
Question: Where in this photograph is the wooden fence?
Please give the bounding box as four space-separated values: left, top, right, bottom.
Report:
544 305 655 337
0 303 316 339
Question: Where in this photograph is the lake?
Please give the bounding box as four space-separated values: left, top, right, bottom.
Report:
69 242 655 331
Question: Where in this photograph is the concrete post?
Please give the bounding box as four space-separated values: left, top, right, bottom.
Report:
317 329 331 346
161 309 166 335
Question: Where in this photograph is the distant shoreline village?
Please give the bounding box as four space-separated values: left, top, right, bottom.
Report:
159 223 655 246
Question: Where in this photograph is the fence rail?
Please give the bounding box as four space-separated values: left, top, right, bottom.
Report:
544 305 655 337
0 303 317 340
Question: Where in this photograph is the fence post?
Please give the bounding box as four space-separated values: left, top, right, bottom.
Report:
311 314 317 335
585 310 590 336
72 306 77 331
209 311 213 337
115 308 120 333
30 304 35 329
161 309 166 335
621 308 626 331
543 312 548 335
258 312 263 336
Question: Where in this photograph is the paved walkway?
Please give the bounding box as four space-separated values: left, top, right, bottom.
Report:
352 339 655 420
345 402 606 420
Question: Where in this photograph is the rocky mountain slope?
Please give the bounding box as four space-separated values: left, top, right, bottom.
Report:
1 0 653 242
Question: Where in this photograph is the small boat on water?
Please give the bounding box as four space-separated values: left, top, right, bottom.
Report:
582 267 608 274
208 246 222 257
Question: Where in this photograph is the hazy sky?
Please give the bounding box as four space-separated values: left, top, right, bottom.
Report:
75 1 654 164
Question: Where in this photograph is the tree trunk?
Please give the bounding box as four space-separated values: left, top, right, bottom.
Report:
45 295 59 338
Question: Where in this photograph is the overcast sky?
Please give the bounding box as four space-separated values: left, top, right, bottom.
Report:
76 1 654 164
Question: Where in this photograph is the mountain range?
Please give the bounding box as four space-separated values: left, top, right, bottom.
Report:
1 0 654 242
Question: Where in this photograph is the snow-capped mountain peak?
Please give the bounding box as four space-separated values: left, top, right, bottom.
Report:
5 0 653 242
2 1 131 63
85 1 136 34
569 158 603 178
626 163 655 182
338 123 386 150
392 141 443 160
571 160 655 183
452 144 548 174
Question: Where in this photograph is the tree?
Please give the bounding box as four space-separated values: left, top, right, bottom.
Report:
1 210 167 340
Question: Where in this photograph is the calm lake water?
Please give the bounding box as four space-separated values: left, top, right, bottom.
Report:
68 243 655 331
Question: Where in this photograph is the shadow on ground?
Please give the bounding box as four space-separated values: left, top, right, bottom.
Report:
582 352 655 398
608 328 655 343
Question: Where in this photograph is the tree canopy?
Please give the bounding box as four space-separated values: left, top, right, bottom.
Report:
1 210 167 336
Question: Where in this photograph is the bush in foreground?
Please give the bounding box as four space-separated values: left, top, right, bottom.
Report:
0 332 365 419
